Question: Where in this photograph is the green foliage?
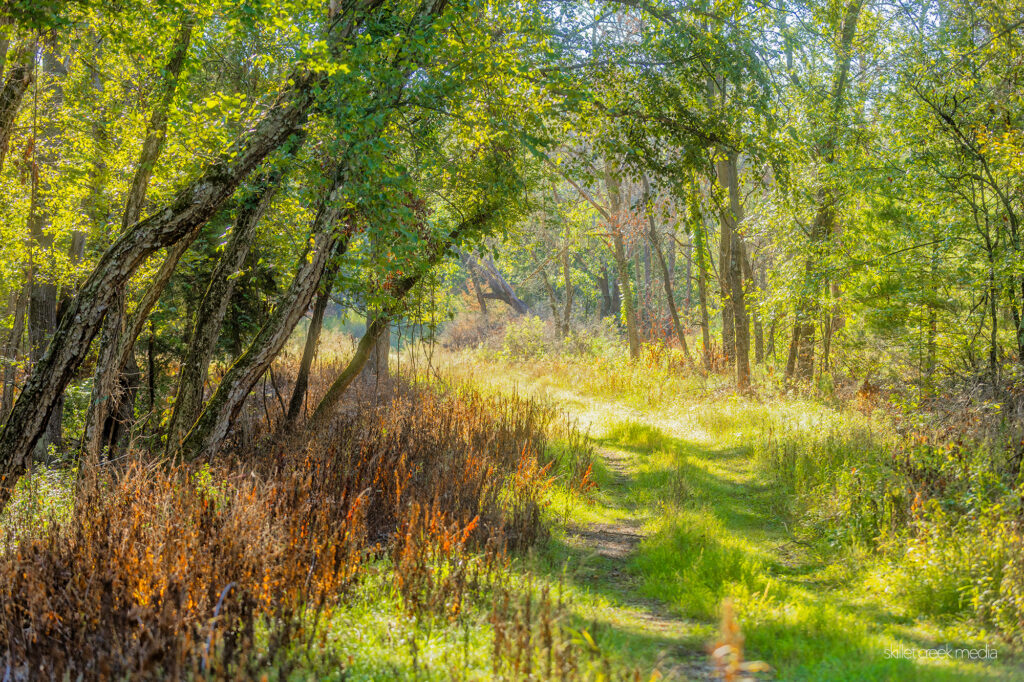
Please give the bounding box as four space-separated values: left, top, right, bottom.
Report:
500 315 548 360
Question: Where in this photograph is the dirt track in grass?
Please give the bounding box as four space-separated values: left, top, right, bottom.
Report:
564 445 721 681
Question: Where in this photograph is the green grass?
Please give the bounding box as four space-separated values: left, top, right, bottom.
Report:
430 348 1024 681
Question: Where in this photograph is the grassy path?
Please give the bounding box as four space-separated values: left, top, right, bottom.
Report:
466 364 1024 681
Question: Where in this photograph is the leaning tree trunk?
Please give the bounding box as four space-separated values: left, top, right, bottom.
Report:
460 253 529 314
285 267 337 426
85 16 195 459
27 47 68 457
307 212 491 434
175 209 346 461
359 312 392 385
174 0 452 458
0 65 320 507
166 162 289 451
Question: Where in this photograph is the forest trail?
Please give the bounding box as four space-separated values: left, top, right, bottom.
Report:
473 368 1024 681
563 442 721 680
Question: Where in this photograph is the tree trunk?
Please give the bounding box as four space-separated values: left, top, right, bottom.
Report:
176 216 345 461
360 312 391 384
611 276 621 318
596 267 612 318
684 234 693 311
166 164 288 451
789 0 863 384
691 192 713 370
0 0 452 506
717 192 735 363
122 18 194 233
461 253 529 314
307 212 490 433
561 242 573 336
743 251 764 364
26 47 68 457
542 269 560 332
0 41 34 173
307 316 388 434
286 279 333 425
604 164 640 359
468 268 488 315
1 284 26 419
643 174 691 362
989 264 999 384
0 68 319 504
85 15 195 458
716 151 750 391
783 314 797 378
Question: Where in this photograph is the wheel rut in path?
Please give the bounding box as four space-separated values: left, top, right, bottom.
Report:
564 445 719 681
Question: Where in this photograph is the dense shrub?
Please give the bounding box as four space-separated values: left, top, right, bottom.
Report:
500 315 548 360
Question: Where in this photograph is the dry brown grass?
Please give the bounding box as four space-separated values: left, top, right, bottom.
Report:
0 370 595 678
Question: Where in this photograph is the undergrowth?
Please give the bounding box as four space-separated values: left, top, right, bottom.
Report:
0 373 613 679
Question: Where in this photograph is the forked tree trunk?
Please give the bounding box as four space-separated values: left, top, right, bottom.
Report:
461 253 529 314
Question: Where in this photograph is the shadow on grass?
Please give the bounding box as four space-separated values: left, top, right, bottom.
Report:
574 420 1024 681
